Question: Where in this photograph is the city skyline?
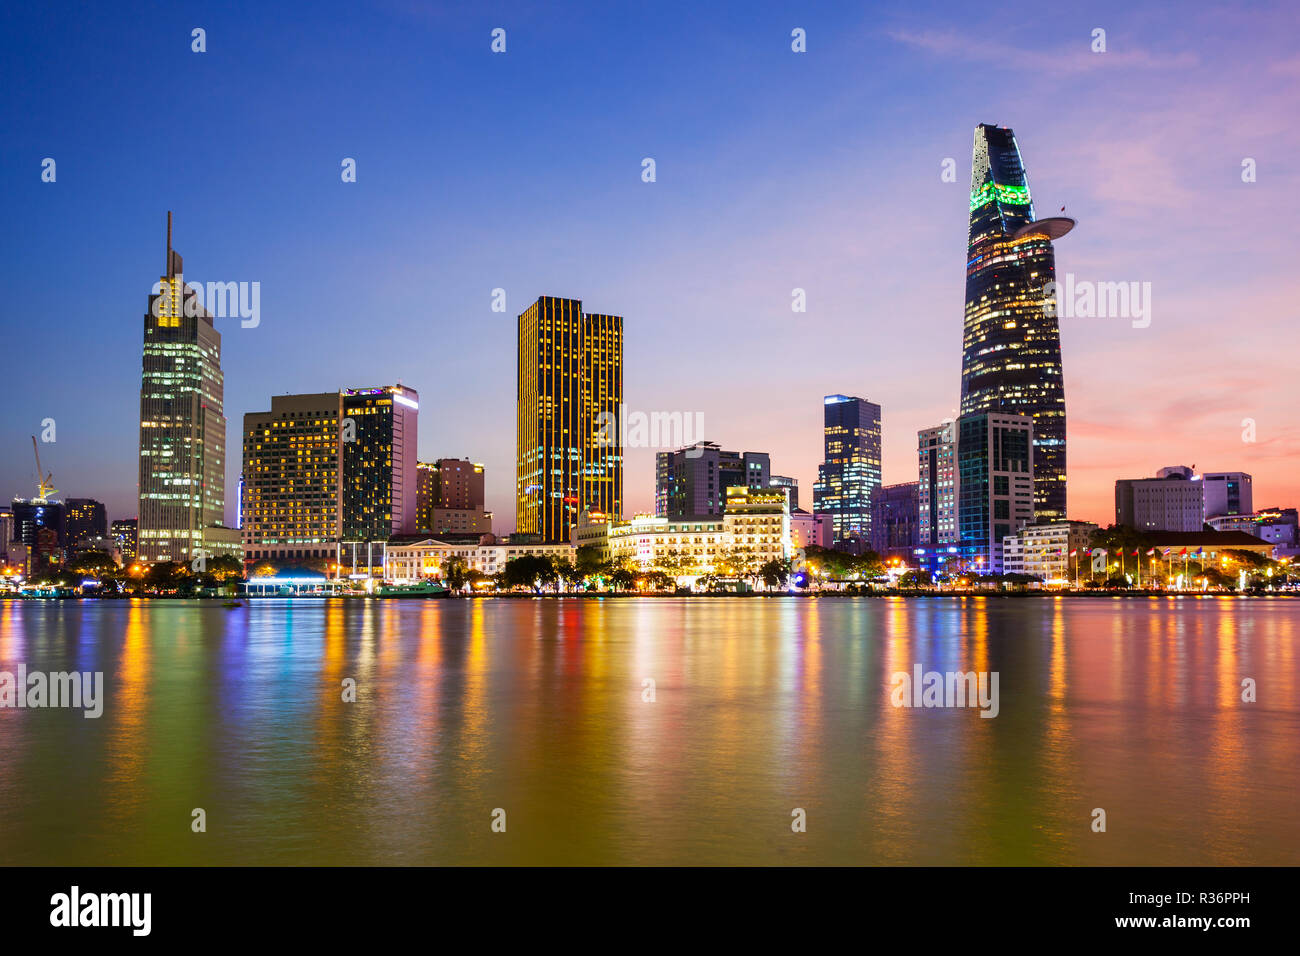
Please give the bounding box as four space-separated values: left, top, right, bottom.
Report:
3 2 1299 530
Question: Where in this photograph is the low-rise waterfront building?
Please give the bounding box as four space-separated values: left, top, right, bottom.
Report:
1207 507 1298 558
582 486 790 582
1001 520 1098 584
790 509 832 550
382 533 573 583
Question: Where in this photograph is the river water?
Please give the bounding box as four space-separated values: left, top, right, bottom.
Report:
1 596 1296 865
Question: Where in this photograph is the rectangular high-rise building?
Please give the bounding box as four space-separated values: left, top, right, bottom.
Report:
1115 469 1205 532
66 498 107 545
342 386 419 541
918 422 958 547
137 213 237 563
517 296 623 543
111 518 138 562
870 481 920 557
1201 472 1252 519
242 392 344 566
813 395 881 548
416 459 491 535
957 412 1035 571
241 385 417 567
655 442 771 519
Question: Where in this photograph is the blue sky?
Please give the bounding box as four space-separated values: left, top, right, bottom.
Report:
3 0 1298 528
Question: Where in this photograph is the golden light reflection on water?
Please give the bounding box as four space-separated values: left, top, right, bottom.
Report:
104 600 149 826
1 596 1297 866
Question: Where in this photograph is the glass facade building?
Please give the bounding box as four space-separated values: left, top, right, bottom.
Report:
137 213 231 562
961 124 1068 521
956 412 1035 571
813 394 881 548
241 386 418 566
517 296 623 544
341 386 419 542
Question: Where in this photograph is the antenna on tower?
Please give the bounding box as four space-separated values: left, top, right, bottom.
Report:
166 210 173 275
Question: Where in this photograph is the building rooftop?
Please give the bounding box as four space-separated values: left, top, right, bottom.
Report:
1143 531 1269 547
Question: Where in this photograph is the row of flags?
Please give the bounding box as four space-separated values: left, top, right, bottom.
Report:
1064 548 1208 557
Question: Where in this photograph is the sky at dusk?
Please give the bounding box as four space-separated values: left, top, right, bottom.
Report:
1 0 1297 531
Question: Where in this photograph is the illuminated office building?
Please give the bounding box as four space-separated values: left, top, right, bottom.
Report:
918 423 958 547
1201 471 1252 519
1114 468 1204 533
341 386 419 542
961 124 1072 521
242 392 345 565
10 497 67 568
242 385 417 567
517 296 623 544
111 518 138 562
66 498 107 545
956 412 1035 571
813 395 881 549
917 412 1034 572
137 213 239 562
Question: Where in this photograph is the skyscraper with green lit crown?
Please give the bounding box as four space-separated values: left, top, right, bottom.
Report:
961 124 1073 522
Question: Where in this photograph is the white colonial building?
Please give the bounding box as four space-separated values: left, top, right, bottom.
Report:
576 485 791 584
383 534 573 584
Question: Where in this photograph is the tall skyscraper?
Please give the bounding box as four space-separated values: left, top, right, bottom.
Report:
137 213 239 563
517 296 623 543
813 395 881 549
961 124 1072 521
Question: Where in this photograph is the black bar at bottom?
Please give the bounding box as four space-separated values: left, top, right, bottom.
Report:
0 865 1284 942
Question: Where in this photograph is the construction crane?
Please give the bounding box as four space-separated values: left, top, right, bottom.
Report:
31 436 57 500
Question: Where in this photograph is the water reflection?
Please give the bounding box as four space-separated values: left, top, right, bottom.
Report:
1 597 1297 865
